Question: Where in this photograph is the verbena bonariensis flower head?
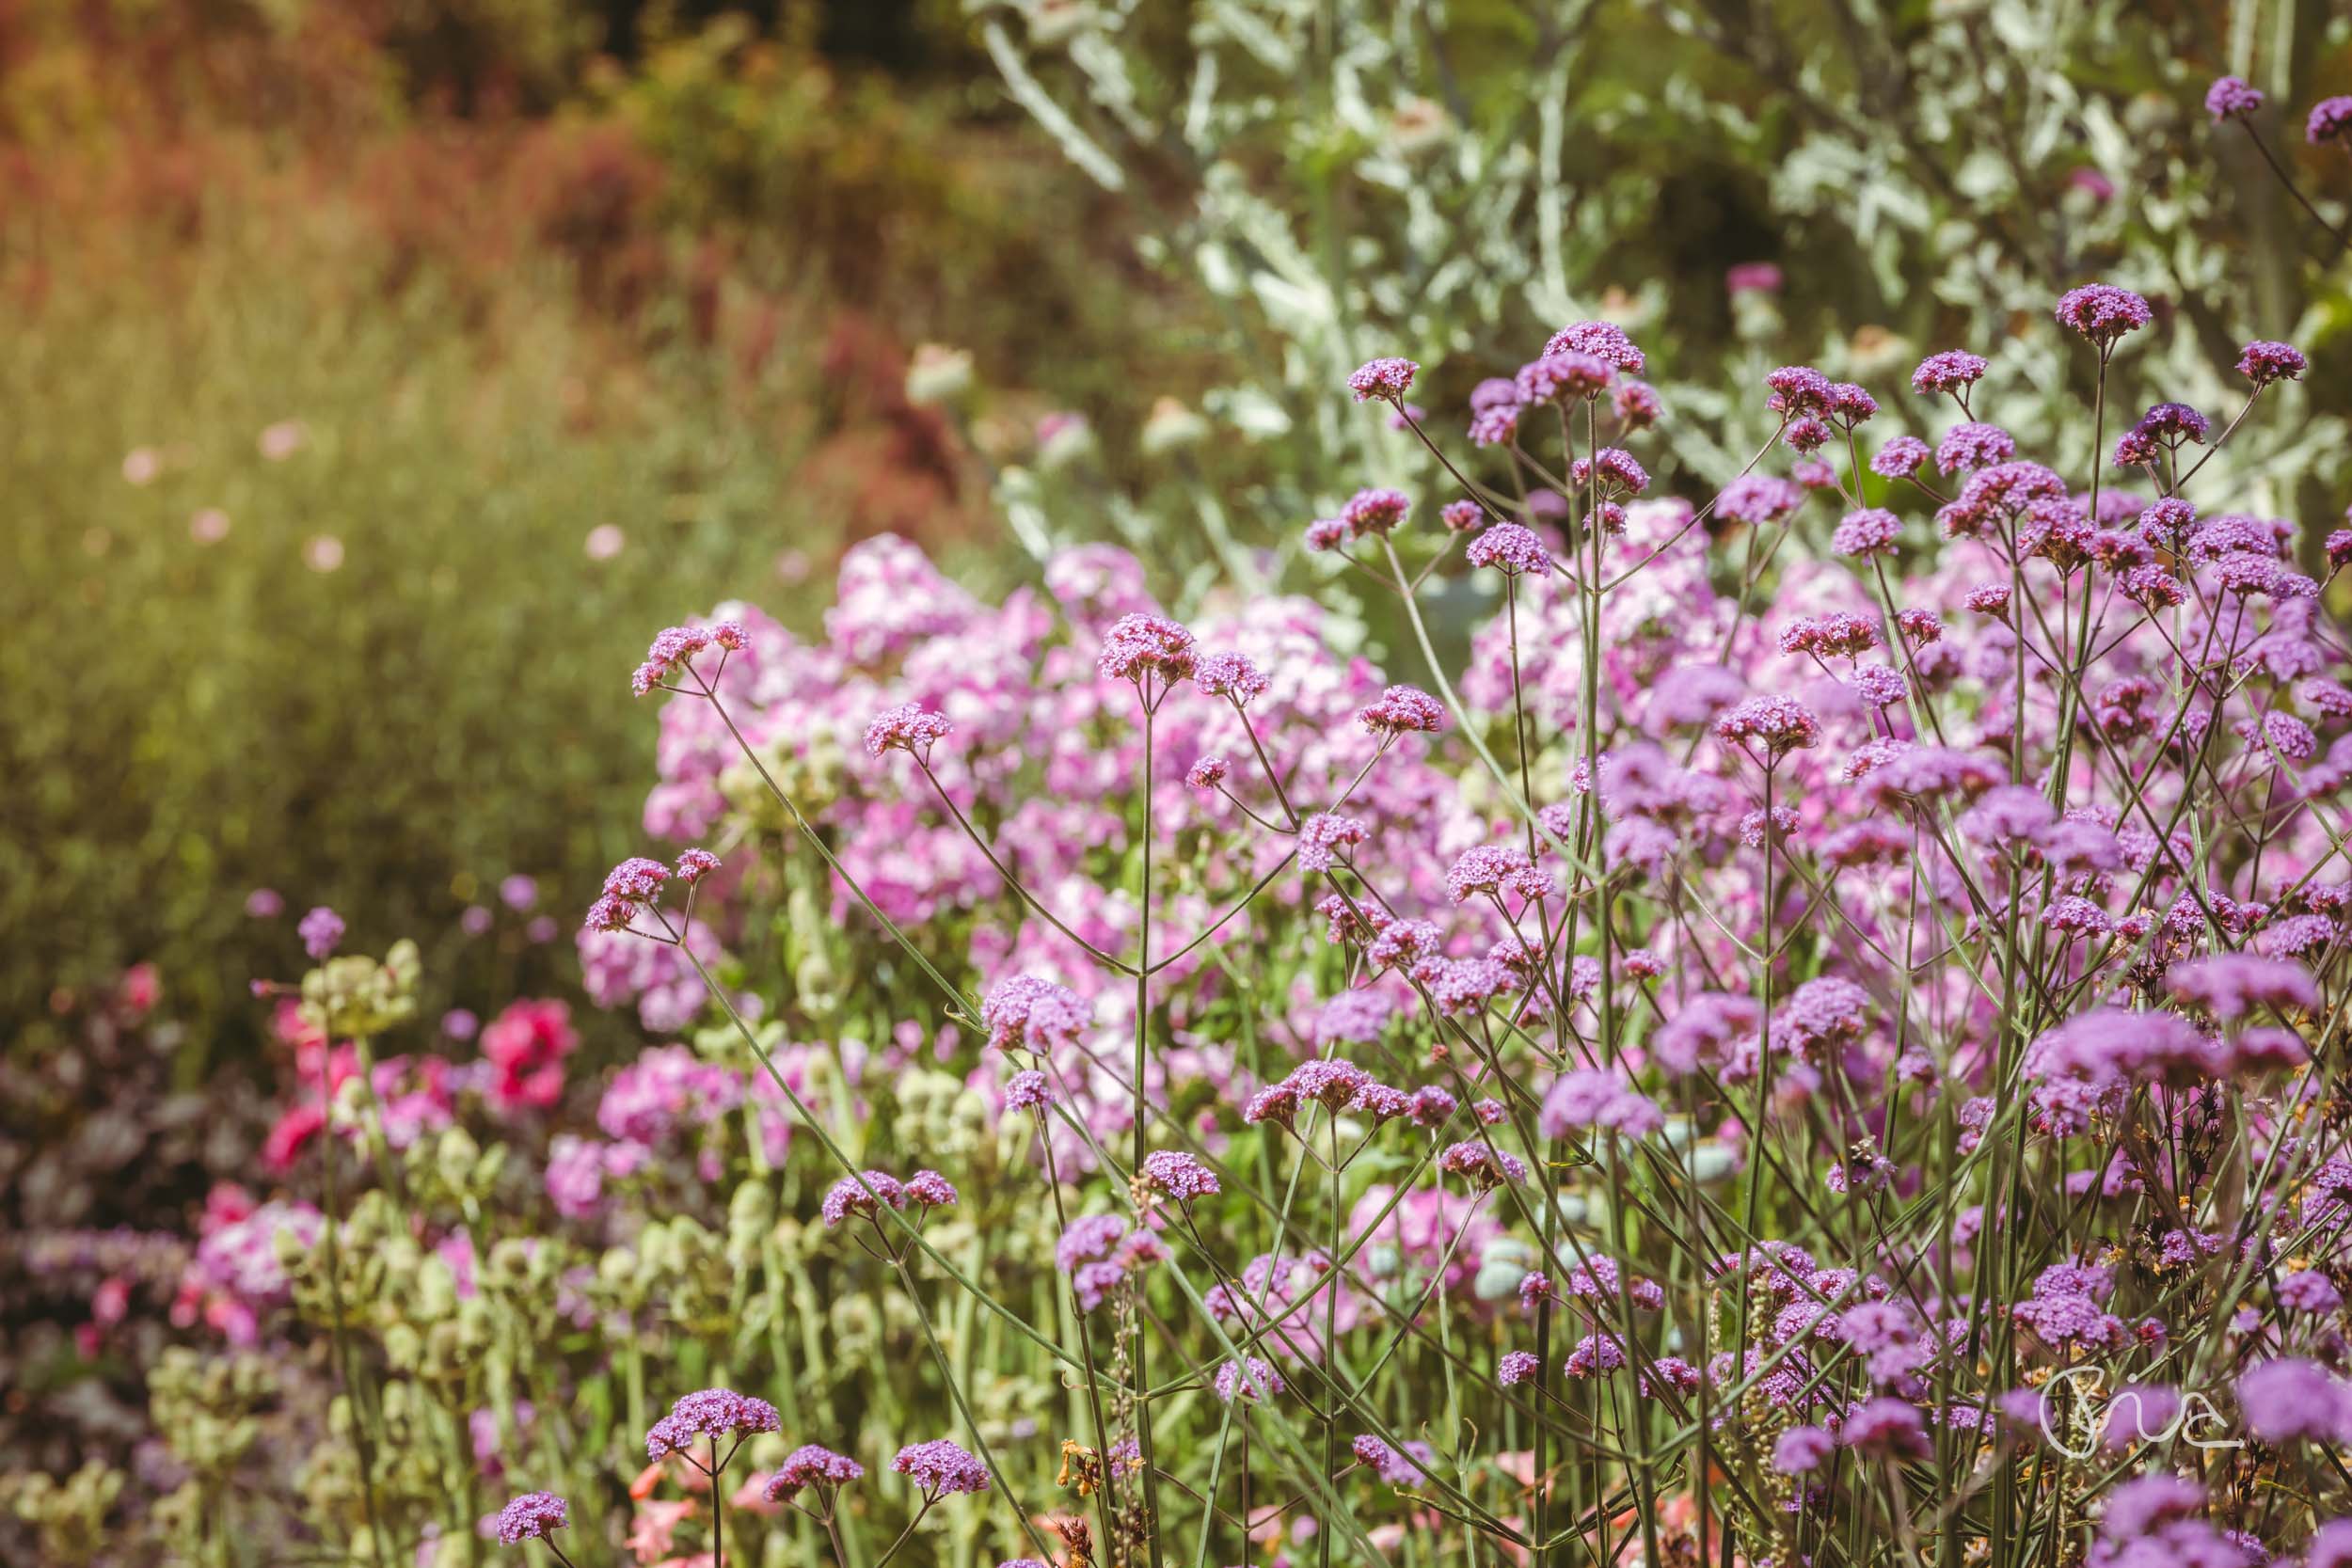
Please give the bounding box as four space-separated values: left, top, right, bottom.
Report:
2236 338 2306 386
646 1387 781 1461
1537 1069 1664 1139
1347 356 1418 404
820 1170 907 1227
1213 1355 1284 1403
1571 447 1648 495
586 853 689 935
1831 507 1901 558
1359 684 1445 736
765 1444 864 1501
2308 95 2352 146
2205 75 2264 121
891 1438 991 1497
981 974 1091 1053
1911 349 1987 397
1438 1140 1526 1192
904 1169 959 1208
1137 1148 1220 1203
493 1492 568 1544
865 702 952 761
1543 319 1645 372
1516 352 1613 405
1866 439 1927 482
2052 282 2153 347
1464 522 1552 577
1340 486 1411 538
1763 364 1833 417
1297 812 1366 871
1096 612 1197 685
632 620 747 697
1194 651 1270 705
1713 695 1820 762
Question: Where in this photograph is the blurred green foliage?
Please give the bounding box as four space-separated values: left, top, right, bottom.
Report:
0 200 820 1058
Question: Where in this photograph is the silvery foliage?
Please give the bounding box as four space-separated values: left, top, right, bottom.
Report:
977 0 2344 563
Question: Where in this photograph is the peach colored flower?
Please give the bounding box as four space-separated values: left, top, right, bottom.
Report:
627 1498 695 1564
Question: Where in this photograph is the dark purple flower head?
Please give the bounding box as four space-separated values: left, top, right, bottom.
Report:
1347 356 1419 404
646 1388 782 1460
1828 382 1879 426
766 1445 865 1500
1765 365 1833 417
2237 339 2307 386
1784 415 1833 452
675 848 721 885
2206 76 2264 121
2053 283 2153 345
494 1492 568 1544
2310 96 2352 146
2129 402 2209 447
1911 350 1988 396
1564 1331 1628 1377
1003 1069 1052 1110
1341 487 1411 537
1351 1433 1437 1486
891 1438 991 1497
1544 320 1645 372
